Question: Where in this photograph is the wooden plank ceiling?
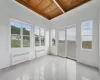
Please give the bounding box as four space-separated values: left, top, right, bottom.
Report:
16 0 91 20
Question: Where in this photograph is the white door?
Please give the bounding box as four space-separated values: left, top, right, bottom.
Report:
66 27 76 60
58 29 66 57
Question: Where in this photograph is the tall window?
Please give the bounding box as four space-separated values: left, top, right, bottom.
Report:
51 29 56 46
35 27 45 47
35 27 40 46
22 24 30 47
11 20 30 48
11 21 21 48
40 28 45 46
81 20 93 49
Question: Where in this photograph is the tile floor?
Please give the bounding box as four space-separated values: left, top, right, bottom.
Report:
0 55 99 80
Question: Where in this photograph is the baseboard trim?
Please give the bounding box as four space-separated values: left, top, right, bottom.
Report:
66 57 77 61
77 61 99 70
57 55 66 58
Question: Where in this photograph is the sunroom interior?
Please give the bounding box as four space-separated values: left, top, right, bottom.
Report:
0 0 100 80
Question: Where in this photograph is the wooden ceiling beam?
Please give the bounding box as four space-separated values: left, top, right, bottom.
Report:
52 0 65 13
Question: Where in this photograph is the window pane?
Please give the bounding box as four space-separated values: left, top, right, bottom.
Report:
81 20 92 49
35 36 40 46
40 28 44 36
67 28 76 41
22 24 30 36
23 36 30 47
58 30 65 43
11 21 21 48
11 21 21 34
58 30 65 57
35 27 40 47
82 36 92 49
67 27 76 59
51 29 56 46
41 37 45 46
11 35 21 48
35 27 39 36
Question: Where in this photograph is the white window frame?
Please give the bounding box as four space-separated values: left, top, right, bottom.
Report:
40 28 45 47
10 19 31 49
22 23 30 47
34 26 45 48
81 20 93 51
51 29 56 47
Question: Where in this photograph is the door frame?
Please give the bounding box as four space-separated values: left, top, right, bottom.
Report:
66 25 77 61
57 28 66 57
57 24 77 61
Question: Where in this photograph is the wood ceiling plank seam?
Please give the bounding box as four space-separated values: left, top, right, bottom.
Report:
36 0 53 13
23 0 31 3
65 0 90 11
35 0 44 8
28 2 50 19
43 3 58 14
48 8 62 17
41 2 56 20
42 1 54 13
16 0 49 19
63 0 71 3
51 12 62 19
55 0 66 12
42 12 51 20
47 7 58 15
27 0 31 2
49 10 63 19
23 0 30 4
63 0 83 8
57 0 90 12
57 0 69 4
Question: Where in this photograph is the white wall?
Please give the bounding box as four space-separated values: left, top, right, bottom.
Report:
0 0 49 69
50 0 99 68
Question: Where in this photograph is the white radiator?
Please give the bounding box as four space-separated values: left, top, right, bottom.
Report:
12 52 29 65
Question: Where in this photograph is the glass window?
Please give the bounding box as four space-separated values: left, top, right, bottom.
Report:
67 27 76 59
51 29 56 46
35 27 45 47
40 28 45 46
35 27 40 47
40 28 45 36
58 30 65 57
67 27 76 41
22 24 30 47
81 20 92 49
35 27 39 36
11 21 21 48
11 20 31 48
58 30 65 43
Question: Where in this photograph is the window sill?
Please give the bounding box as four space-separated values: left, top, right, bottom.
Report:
81 48 92 51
